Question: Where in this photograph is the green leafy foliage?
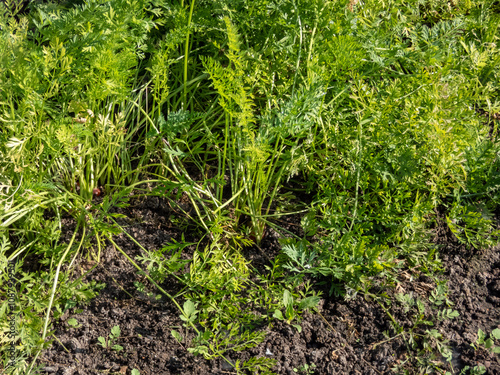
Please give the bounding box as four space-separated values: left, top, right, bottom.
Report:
447 202 499 249
98 325 123 352
472 328 500 354
1 0 500 373
0 236 102 372
67 318 80 328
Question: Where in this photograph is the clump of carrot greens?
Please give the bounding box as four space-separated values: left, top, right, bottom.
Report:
1 0 499 374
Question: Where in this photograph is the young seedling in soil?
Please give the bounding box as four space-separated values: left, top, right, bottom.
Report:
293 363 317 374
66 318 81 329
97 325 123 353
471 328 500 354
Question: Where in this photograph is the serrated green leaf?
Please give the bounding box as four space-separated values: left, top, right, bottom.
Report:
111 325 121 338
171 330 182 343
112 344 123 351
491 328 500 340
273 310 283 320
283 290 293 308
202 329 211 341
67 318 79 327
183 300 196 317
416 299 425 314
98 337 106 347
109 213 128 219
299 296 320 310
187 345 209 356
426 329 441 338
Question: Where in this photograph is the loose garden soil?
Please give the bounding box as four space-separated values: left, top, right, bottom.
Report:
34 196 500 375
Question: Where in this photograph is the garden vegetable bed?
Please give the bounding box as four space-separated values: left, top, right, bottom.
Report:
32 197 500 375
1 0 500 374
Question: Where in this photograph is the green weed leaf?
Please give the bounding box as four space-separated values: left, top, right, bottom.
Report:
273 310 284 320
477 329 486 344
67 318 79 327
491 328 500 340
98 336 106 347
299 296 320 311
283 290 293 308
184 300 196 317
484 338 494 349
292 324 302 333
171 330 183 343
181 300 198 325
110 325 121 338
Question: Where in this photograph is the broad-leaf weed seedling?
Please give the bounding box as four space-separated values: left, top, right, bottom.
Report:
471 328 500 355
98 325 124 352
66 318 80 329
273 289 320 333
293 363 317 374
367 281 461 374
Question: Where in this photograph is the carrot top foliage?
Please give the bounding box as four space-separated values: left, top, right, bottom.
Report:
1 0 499 373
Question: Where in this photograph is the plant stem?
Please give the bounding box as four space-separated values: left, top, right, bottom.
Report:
42 224 83 341
183 0 196 109
291 0 302 98
106 236 186 320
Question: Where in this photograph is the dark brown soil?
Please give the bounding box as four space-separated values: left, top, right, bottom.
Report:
34 196 500 375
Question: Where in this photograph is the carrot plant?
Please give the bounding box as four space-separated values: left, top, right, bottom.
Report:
1 0 500 373
0 1 157 371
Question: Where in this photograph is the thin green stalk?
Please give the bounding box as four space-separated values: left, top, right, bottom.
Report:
212 186 245 215
42 224 83 341
106 236 184 312
183 0 196 109
6 240 36 261
306 25 317 75
349 116 367 232
107 223 185 286
291 0 303 98
218 113 230 203
1 196 65 228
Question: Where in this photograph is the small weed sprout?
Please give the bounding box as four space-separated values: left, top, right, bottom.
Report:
293 363 317 374
67 318 81 328
98 325 123 352
471 328 500 354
